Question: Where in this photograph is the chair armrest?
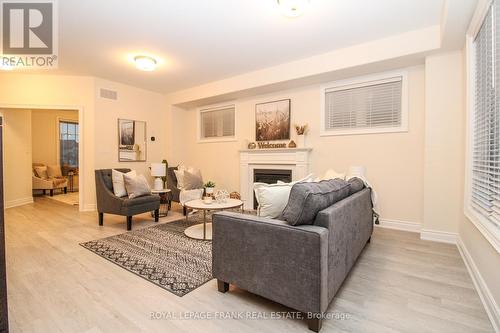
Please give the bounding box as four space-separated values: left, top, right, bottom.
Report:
94 176 123 214
212 212 328 314
32 175 53 189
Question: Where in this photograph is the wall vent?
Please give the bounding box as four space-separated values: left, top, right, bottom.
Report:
99 88 118 100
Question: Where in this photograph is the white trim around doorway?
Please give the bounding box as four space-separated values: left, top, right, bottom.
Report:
0 103 85 211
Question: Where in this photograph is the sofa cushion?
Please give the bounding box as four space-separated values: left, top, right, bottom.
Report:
112 169 136 197
348 177 365 195
122 194 159 207
124 173 151 199
47 165 62 178
281 179 351 226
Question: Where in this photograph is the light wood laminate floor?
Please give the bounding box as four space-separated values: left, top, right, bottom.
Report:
4 198 494 332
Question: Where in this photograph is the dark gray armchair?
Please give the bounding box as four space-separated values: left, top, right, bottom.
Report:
95 169 160 231
166 167 180 204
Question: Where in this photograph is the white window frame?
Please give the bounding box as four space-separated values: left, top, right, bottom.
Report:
320 70 409 136
464 0 500 253
197 103 236 143
56 116 79 167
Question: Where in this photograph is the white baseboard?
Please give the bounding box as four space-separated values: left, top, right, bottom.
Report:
376 219 421 233
420 229 458 244
81 203 96 212
457 238 500 332
5 197 33 209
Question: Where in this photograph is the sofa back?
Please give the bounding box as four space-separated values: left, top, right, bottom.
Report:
313 187 373 301
281 179 353 226
167 167 178 189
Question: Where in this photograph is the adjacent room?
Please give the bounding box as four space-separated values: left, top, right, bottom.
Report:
0 1 498 333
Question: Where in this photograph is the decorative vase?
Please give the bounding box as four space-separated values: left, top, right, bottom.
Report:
205 187 214 195
297 135 306 148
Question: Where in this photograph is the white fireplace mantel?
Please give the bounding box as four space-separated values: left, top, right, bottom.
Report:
239 148 312 210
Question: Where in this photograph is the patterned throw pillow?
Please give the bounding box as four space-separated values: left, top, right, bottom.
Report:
123 174 151 199
34 166 48 179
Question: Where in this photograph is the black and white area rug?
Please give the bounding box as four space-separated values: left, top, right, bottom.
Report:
80 217 212 297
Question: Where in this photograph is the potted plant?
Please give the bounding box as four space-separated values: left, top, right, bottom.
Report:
204 181 216 195
295 124 309 148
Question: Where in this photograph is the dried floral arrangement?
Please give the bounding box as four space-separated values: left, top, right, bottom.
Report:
294 124 308 135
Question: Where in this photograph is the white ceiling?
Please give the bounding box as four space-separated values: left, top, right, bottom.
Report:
16 0 449 93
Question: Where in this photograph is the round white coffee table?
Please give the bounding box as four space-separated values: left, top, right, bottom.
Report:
184 198 244 241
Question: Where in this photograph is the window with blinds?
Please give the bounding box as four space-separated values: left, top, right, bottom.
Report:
199 105 235 141
470 1 500 234
321 73 407 136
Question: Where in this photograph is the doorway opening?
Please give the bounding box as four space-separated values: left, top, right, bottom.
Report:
0 107 82 209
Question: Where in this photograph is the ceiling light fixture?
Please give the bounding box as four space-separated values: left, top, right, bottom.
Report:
277 0 310 18
134 55 157 71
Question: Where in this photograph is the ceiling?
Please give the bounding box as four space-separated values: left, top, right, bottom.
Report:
10 0 451 93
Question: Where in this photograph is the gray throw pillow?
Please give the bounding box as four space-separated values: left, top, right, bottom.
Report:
183 170 203 190
281 179 351 226
123 174 151 199
348 177 365 195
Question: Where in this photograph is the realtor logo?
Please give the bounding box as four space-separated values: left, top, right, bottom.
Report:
0 0 58 68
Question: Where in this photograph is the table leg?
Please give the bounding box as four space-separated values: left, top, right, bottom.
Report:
203 210 206 240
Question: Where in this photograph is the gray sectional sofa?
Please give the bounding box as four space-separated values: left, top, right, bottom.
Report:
212 178 373 332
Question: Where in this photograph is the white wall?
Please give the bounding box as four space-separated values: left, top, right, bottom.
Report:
0 109 33 208
0 74 95 210
171 66 426 225
0 73 167 210
422 51 465 237
94 78 168 182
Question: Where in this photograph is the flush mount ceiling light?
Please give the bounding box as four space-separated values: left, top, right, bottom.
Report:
134 55 157 71
277 0 310 18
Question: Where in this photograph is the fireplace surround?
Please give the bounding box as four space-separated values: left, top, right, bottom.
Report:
239 148 312 210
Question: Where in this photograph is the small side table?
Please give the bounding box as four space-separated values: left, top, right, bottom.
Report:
151 189 172 217
67 172 76 192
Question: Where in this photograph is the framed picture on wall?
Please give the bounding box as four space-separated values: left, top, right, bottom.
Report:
255 99 291 141
119 119 135 146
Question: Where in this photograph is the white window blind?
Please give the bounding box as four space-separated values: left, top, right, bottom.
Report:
323 77 403 134
200 105 235 139
471 1 500 231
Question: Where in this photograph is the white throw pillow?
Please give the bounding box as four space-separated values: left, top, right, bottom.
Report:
254 183 292 219
112 169 136 197
174 169 185 189
123 173 151 199
175 164 202 189
253 174 313 218
315 169 345 182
